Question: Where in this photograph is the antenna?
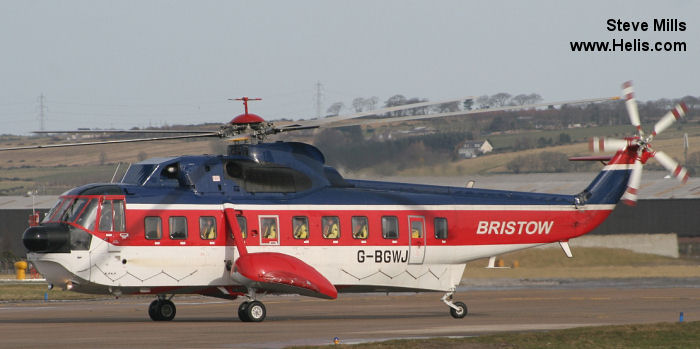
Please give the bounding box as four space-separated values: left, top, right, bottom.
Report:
229 97 262 114
315 82 323 119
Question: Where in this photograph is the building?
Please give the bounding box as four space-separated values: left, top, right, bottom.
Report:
457 139 493 158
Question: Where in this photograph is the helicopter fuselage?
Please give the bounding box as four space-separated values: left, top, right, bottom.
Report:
23 141 630 299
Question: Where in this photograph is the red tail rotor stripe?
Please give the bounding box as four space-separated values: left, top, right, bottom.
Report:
623 198 637 206
673 166 682 177
672 108 681 120
599 138 605 151
626 187 638 195
680 102 688 113
625 92 634 100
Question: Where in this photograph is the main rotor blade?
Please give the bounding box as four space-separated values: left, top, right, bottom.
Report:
651 102 688 138
653 150 689 183
622 81 643 135
0 132 220 151
588 137 629 153
33 129 219 134
301 97 473 127
317 96 619 128
621 158 643 206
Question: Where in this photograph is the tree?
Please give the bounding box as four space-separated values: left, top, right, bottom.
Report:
326 102 345 117
527 93 543 104
433 101 460 113
365 96 379 111
351 97 366 112
476 95 491 109
490 93 512 107
511 94 529 106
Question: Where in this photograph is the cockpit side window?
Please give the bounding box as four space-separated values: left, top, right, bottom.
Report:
98 199 126 232
74 199 99 231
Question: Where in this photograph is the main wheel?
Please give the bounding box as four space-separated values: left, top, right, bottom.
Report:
149 300 176 321
245 300 266 322
148 300 161 321
449 301 467 319
238 301 251 322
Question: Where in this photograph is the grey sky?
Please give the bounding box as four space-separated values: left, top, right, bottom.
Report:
0 0 697 135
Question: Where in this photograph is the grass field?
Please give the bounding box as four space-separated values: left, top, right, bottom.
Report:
290 321 700 348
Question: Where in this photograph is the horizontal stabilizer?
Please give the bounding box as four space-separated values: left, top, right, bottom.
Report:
233 252 337 300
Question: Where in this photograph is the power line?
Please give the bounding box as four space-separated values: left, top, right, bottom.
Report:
37 93 47 131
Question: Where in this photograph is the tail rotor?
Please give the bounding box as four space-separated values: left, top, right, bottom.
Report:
590 81 690 205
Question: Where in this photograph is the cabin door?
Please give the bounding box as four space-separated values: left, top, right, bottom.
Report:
408 216 426 264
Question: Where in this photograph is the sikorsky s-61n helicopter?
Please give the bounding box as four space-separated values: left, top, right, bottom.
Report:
0 82 688 322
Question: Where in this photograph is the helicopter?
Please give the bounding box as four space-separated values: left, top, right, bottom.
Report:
0 83 688 322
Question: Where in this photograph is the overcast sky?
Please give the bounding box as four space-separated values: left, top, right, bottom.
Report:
0 0 698 135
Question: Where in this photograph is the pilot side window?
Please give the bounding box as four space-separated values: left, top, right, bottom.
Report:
169 216 188 240
292 216 309 239
199 216 217 240
98 199 125 232
145 217 162 240
382 216 399 239
322 216 340 239
434 217 448 240
351 216 369 239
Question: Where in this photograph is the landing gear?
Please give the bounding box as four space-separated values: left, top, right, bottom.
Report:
238 300 266 322
442 290 467 319
238 289 267 322
149 295 176 321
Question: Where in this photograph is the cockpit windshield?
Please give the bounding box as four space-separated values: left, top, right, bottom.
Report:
42 196 114 232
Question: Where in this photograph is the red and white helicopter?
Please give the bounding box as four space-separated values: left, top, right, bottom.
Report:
1 83 688 322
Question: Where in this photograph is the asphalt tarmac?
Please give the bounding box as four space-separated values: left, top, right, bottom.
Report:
0 286 699 348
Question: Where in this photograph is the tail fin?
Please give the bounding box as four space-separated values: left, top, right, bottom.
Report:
577 147 636 205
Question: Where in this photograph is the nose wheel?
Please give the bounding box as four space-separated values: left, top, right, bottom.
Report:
149 295 176 321
442 290 468 319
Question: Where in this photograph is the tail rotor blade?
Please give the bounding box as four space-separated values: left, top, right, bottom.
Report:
621 159 643 206
622 81 643 135
651 103 688 138
653 150 689 183
589 137 628 153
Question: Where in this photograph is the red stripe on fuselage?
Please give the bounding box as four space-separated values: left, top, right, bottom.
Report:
100 206 614 248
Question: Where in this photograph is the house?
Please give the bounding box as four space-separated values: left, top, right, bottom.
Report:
457 139 493 158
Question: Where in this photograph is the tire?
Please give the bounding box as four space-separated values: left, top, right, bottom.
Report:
245 301 266 322
157 300 177 321
148 300 161 321
449 301 467 319
238 301 251 322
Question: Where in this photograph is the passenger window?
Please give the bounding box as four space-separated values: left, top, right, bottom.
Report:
260 216 279 243
382 216 399 239
169 216 188 239
199 216 217 240
351 216 368 239
292 216 309 239
322 216 340 239
236 216 247 239
145 217 162 240
435 217 448 239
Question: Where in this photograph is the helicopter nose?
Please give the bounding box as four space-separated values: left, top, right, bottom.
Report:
22 224 70 253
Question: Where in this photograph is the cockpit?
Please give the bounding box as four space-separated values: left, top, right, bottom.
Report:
23 185 125 253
